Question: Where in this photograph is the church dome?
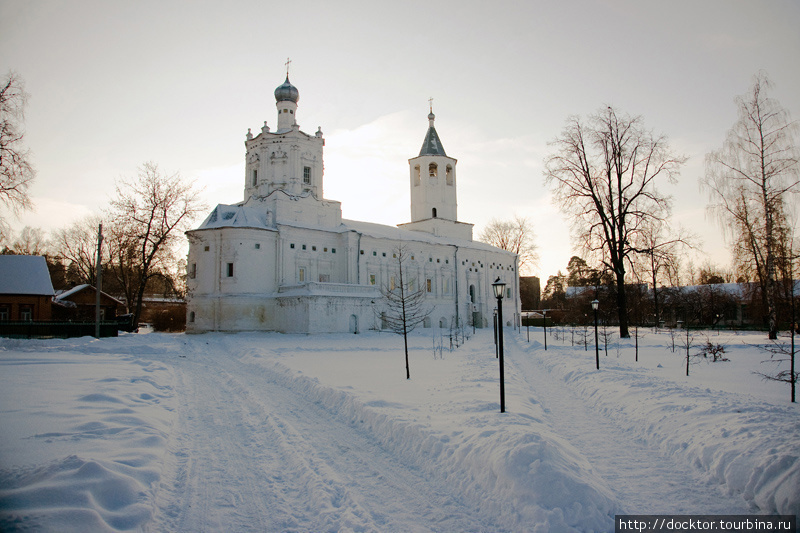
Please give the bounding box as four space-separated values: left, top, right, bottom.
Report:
274 76 299 103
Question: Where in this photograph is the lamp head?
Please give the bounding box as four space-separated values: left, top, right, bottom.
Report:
492 277 506 299
591 299 599 311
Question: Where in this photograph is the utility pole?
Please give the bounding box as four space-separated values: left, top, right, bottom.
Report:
95 224 103 339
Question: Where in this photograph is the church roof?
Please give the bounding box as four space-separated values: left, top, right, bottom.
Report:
418 125 447 157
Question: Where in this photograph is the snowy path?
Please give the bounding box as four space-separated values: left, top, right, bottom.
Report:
150 337 508 533
504 333 753 515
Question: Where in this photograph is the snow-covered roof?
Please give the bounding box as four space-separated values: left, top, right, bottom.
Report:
55 284 124 306
0 255 54 296
343 219 512 255
196 203 273 230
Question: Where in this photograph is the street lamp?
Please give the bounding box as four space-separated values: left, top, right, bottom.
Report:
592 299 600 370
492 277 507 413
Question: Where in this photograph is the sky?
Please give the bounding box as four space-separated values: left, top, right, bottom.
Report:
0 0 798 284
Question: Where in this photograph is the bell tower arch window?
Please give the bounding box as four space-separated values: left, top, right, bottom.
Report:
414 165 421 186
429 162 438 177
446 165 453 185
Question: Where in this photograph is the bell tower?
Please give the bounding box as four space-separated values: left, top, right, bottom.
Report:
399 105 473 241
408 107 458 223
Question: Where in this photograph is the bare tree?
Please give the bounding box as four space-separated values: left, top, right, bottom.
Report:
0 71 35 235
703 72 799 340
10 226 48 256
545 106 686 337
630 218 691 326
379 245 432 379
50 216 104 286
106 162 205 327
478 215 539 274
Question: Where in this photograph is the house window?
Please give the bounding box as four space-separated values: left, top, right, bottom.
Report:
226 263 234 277
303 166 311 184
429 163 438 177
298 267 305 282
0 306 9 321
20 306 33 321
252 169 258 186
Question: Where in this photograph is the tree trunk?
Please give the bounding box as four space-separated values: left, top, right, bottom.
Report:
615 269 629 338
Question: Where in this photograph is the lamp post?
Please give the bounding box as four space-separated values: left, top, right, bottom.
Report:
592 299 600 370
493 277 506 413
542 310 547 350
493 308 498 358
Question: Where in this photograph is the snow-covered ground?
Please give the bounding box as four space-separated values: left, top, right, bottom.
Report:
0 327 797 532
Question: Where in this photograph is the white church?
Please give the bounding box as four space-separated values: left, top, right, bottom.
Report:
185 74 520 334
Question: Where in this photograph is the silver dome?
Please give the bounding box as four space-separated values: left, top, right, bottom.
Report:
274 76 299 103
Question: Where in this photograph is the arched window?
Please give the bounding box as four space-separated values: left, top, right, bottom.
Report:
446 165 453 185
432 207 437 218
469 284 476 303
414 165 421 186
429 162 438 177
252 169 258 186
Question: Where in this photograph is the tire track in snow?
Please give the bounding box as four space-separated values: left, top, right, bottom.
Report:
504 333 753 515
151 337 508 532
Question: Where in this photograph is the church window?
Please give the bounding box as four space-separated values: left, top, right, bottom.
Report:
302 244 307 250
390 276 396 291
204 246 210 252
312 246 317 251
298 267 305 282
423 317 431 328
360 250 364 255
429 163 438 177
469 285 476 303
290 243 295 249
324 247 328 252
426 278 432 293
443 278 450 294
436 258 440 263
446 165 453 185
226 263 234 277
252 169 258 186
189 311 195 323
409 279 415 291
372 251 377 256
382 252 386 257
432 207 437 218
319 274 330 283
255 243 260 250
413 165 421 186
506 288 512 299
445 259 449 264
429 258 433 262
369 274 376 285
189 263 197 279
332 248 336 254
303 166 311 184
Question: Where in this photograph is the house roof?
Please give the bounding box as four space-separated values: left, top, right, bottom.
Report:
0 255 54 296
55 284 124 306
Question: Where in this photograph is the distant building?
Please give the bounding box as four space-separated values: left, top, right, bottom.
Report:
520 276 540 310
0 255 54 321
186 74 520 333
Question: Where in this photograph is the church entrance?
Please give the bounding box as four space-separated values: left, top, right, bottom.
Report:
349 314 359 334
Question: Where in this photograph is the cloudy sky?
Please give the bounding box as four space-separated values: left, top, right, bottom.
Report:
1 0 798 283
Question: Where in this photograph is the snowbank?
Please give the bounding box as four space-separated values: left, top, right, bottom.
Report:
0 336 176 532
523 333 800 516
